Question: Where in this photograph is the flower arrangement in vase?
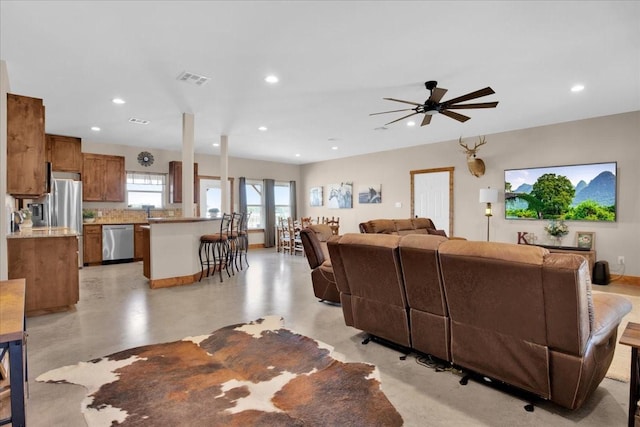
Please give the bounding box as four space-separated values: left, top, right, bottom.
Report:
544 219 568 246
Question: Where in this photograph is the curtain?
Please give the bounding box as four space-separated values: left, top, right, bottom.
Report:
239 176 247 214
263 179 275 247
289 180 297 220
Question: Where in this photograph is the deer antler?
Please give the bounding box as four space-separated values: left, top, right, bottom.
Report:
459 136 487 154
474 136 487 150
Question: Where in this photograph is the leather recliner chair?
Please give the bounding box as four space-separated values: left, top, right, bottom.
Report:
438 239 632 409
299 227 340 303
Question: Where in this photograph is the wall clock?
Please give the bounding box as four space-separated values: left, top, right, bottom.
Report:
137 151 154 167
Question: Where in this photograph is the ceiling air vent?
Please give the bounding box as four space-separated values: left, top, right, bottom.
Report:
129 117 150 125
177 71 210 86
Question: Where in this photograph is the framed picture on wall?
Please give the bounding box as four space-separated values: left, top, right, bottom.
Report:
309 186 323 207
327 182 353 209
576 231 595 250
358 185 382 204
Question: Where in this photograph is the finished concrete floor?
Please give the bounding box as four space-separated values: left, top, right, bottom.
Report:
25 249 633 426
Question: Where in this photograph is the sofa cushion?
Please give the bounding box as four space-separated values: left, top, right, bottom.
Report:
412 217 436 230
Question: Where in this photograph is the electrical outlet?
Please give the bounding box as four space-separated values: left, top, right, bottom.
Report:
618 256 625 265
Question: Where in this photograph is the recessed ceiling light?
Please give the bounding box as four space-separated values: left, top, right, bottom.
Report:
571 84 585 92
112 98 126 104
295 153 301 157
90 126 101 131
265 75 279 84
258 126 268 131
331 146 338 150
212 143 219 147
407 121 416 127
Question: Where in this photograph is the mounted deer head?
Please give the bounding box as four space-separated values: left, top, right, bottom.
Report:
459 136 487 177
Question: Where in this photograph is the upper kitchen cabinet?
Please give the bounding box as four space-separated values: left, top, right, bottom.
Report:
82 153 125 202
169 161 199 203
46 134 82 173
7 93 46 197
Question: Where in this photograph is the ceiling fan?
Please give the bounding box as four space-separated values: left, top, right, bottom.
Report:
371 80 499 126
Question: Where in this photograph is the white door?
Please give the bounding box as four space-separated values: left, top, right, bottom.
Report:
412 169 452 236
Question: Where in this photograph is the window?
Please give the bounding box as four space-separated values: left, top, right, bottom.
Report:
245 180 263 229
274 182 291 224
126 172 166 208
243 180 291 229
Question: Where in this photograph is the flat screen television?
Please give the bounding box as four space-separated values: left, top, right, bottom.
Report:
504 161 617 222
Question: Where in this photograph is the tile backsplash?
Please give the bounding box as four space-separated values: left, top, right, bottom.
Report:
86 208 183 224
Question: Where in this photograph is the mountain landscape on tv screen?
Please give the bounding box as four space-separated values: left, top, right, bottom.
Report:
510 171 615 208
506 167 616 221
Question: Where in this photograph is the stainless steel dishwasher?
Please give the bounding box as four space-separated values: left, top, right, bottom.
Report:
102 224 134 263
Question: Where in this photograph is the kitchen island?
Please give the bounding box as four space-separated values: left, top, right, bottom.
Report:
7 227 80 315
143 217 221 288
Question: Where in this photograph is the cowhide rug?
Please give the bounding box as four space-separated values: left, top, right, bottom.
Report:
37 316 403 426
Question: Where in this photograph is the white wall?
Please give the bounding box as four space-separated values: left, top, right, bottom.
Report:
301 111 640 277
0 60 10 280
81 140 302 213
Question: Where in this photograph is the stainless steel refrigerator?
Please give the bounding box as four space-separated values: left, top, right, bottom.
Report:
31 179 83 267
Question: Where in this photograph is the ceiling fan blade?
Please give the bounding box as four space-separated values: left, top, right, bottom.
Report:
369 108 415 116
420 114 432 126
445 101 499 110
440 109 471 123
385 112 420 126
442 87 495 106
383 97 423 106
428 87 448 103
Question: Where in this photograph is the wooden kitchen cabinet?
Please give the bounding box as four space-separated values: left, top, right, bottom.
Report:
8 235 79 314
169 161 199 203
46 133 82 173
83 224 102 265
82 153 125 202
7 93 46 197
134 223 145 261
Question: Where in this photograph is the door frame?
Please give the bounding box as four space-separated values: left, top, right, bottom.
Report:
410 166 454 236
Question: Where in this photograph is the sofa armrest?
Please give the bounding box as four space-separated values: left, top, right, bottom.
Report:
591 293 632 345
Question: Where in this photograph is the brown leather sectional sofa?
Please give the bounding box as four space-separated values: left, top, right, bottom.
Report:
328 233 632 410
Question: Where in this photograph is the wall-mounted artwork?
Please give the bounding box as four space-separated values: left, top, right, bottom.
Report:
309 186 323 207
505 161 617 222
358 185 382 204
327 182 353 209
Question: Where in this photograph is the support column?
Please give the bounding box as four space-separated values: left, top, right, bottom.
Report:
182 113 195 217
220 135 230 214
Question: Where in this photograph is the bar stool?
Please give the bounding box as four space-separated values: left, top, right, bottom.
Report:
226 212 242 275
199 214 231 282
236 212 250 270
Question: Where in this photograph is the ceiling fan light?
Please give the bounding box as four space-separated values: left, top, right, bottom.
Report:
425 110 438 116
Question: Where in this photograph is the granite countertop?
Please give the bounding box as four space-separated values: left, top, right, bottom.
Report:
147 217 220 224
8 227 79 239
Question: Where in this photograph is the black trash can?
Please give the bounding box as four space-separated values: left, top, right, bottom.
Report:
592 261 610 285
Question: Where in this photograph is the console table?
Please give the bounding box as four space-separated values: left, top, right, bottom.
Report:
0 279 26 427
620 322 640 427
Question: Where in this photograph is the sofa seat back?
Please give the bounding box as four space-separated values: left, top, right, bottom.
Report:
330 233 411 348
438 240 552 398
399 234 450 360
359 217 437 235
